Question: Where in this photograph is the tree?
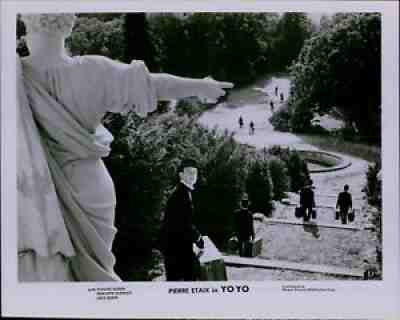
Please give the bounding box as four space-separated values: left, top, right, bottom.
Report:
77 13 124 22
289 13 381 143
68 16 125 61
148 13 280 84
274 13 313 71
123 13 156 70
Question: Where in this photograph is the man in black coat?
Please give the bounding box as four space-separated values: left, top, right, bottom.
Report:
300 179 316 222
160 159 204 281
336 184 353 224
234 193 255 257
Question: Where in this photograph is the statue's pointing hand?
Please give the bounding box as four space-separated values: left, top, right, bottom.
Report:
200 76 234 102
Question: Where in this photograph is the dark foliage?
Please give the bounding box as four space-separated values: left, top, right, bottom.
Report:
273 13 314 71
123 13 157 70
269 103 291 131
148 13 295 85
246 156 273 215
268 157 289 200
288 13 381 144
364 160 382 210
268 146 310 192
103 113 252 277
175 97 207 117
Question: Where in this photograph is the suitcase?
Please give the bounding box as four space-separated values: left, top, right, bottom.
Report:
196 236 227 281
348 209 355 222
242 237 263 257
227 236 239 254
335 210 340 220
311 209 317 219
295 206 304 218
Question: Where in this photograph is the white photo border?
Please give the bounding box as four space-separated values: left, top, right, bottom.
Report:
1 1 399 318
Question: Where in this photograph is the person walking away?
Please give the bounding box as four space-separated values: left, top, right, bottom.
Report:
280 92 284 102
160 159 204 281
234 193 255 257
249 121 255 135
275 86 279 96
300 180 316 222
336 184 352 224
239 116 244 129
270 101 274 112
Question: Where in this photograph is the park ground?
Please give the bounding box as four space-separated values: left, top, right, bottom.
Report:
196 75 381 281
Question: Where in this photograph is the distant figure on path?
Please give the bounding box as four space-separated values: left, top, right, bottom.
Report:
270 101 274 112
336 185 353 224
275 86 279 96
239 116 244 129
280 92 284 102
300 180 316 222
249 121 255 135
234 193 255 257
160 158 205 281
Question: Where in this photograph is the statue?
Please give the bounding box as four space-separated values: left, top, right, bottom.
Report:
17 13 233 281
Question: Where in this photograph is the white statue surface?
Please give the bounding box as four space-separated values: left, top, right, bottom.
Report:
17 13 233 281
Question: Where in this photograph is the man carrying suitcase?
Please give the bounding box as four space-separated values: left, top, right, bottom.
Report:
300 179 316 222
234 193 255 257
336 184 353 224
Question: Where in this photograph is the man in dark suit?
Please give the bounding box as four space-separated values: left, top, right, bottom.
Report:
234 193 255 257
160 158 204 281
300 179 316 222
336 184 353 224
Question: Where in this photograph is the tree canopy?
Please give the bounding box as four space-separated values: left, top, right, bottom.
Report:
288 13 381 143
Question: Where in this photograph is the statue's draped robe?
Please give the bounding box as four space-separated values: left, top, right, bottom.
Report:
17 55 157 281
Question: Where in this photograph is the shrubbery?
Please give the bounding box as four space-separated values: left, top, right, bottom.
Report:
246 156 273 215
68 16 125 60
174 97 212 117
104 113 250 278
364 160 382 210
103 112 309 280
268 146 310 193
268 157 289 200
269 103 291 132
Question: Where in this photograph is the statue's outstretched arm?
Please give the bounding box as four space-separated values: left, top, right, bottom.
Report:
150 73 234 102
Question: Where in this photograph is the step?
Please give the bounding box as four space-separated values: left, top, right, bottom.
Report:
264 218 361 231
315 193 364 201
223 255 364 278
279 201 361 212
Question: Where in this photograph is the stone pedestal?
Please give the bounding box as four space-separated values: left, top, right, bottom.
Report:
195 236 227 281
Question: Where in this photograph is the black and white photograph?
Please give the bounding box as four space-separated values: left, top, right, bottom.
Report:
1 1 399 319
15 9 384 283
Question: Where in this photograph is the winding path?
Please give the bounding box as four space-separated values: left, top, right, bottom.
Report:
199 76 369 207
198 76 378 280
